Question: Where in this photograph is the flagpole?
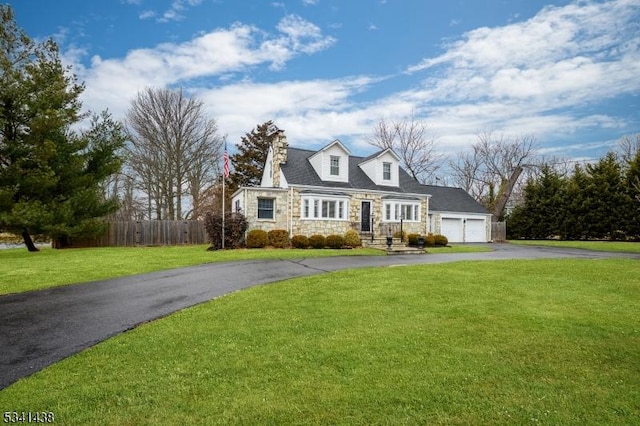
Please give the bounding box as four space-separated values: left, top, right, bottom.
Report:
222 138 229 249
222 139 226 249
222 173 225 249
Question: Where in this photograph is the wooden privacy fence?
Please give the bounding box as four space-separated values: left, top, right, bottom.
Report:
74 220 208 247
491 221 507 242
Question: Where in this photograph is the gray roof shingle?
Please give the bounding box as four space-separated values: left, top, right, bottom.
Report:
280 147 489 215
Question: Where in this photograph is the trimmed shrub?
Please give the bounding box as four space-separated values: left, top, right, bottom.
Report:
291 235 309 249
204 211 248 250
407 233 420 246
308 234 326 249
344 229 362 248
326 234 345 249
425 233 436 247
268 229 290 248
434 234 448 247
610 230 627 241
246 229 269 248
393 230 406 242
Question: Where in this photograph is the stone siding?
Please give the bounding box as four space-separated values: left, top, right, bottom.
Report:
242 188 289 233
243 188 431 238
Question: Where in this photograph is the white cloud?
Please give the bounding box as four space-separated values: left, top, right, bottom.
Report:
67 0 638 161
139 10 155 20
400 0 640 153
73 15 337 134
196 76 379 148
145 0 204 23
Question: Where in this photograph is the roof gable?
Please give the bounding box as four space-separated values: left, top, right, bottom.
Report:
359 148 401 164
358 148 401 187
307 139 350 183
308 139 351 161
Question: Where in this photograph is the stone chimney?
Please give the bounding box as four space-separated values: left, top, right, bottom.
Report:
272 129 288 188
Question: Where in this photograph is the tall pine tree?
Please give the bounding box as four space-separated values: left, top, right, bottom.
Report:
229 120 276 190
624 150 640 238
0 6 124 250
507 165 565 239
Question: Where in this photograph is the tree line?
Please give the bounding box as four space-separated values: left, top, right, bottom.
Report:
507 137 640 241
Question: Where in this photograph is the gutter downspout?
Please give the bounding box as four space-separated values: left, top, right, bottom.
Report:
289 187 294 236
424 196 430 235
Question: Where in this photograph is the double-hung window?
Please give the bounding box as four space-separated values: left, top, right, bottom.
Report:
383 162 391 181
257 198 275 219
330 156 340 176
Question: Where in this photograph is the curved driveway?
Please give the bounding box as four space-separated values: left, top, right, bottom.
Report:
1 243 637 389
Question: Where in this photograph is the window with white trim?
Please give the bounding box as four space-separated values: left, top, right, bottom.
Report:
301 195 348 220
383 162 391 180
257 198 275 219
382 200 420 222
330 156 340 176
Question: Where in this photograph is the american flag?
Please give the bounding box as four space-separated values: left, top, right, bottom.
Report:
223 141 229 179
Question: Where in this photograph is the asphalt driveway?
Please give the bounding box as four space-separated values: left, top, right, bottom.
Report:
1 243 636 389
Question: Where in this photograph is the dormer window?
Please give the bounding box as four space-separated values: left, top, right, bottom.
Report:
330 156 340 176
383 162 391 181
308 139 350 183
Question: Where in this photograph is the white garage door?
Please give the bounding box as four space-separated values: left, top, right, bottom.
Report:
441 218 463 242
465 219 486 243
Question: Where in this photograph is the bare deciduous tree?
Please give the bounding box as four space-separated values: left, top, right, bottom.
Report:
125 87 223 220
617 133 640 165
367 116 442 184
450 132 537 219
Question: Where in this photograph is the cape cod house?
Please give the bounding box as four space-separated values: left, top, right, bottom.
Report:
232 129 492 243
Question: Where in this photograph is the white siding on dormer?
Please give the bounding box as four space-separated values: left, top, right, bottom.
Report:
260 147 275 187
308 150 323 179
308 140 350 183
359 150 400 187
322 144 349 182
279 169 288 188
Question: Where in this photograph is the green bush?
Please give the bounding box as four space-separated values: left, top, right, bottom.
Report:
407 233 420 246
610 230 627 241
291 235 309 249
246 229 269 248
393 230 406 242
326 234 344 249
204 211 248 250
343 230 361 248
425 233 436 247
308 234 326 249
268 229 290 248
434 234 448 247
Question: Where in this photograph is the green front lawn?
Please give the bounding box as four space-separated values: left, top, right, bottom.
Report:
509 239 640 253
0 245 383 295
1 259 638 425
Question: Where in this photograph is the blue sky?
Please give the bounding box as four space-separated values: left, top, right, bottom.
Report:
10 0 640 168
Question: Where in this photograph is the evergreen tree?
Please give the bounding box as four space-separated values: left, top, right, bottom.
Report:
583 152 626 239
507 165 565 239
559 164 588 240
624 150 640 239
229 120 276 190
0 6 124 250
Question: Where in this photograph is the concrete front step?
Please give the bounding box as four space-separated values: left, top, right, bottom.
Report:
361 237 402 247
361 237 426 255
